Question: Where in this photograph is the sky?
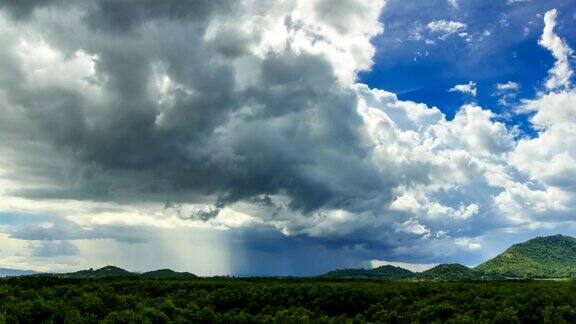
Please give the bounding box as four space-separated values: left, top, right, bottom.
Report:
0 0 575 276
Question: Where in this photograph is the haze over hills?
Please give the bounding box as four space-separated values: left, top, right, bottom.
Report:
0 268 39 278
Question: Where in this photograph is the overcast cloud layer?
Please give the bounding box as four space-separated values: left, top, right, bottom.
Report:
0 0 576 274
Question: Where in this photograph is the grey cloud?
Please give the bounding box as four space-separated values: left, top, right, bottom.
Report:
10 220 153 243
0 0 389 217
84 0 234 33
0 0 61 19
28 240 80 257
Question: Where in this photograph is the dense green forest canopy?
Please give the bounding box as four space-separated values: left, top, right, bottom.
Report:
1 276 576 323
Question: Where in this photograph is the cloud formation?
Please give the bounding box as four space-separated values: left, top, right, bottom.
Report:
449 81 477 96
0 1 575 273
539 9 574 91
427 20 467 39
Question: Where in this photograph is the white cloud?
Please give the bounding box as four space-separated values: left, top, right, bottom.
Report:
539 9 574 91
455 238 482 250
395 219 430 236
496 81 520 91
449 81 477 96
427 20 467 39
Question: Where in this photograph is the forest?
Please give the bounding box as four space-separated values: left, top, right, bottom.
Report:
1 276 576 323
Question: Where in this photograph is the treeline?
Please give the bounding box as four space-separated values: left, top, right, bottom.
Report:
1 276 576 323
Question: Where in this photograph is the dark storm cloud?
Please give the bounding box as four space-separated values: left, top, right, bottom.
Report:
0 0 60 19
84 0 234 33
0 0 391 217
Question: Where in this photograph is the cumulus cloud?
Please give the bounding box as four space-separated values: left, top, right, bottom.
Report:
0 1 575 273
505 9 576 226
449 81 477 96
539 9 573 91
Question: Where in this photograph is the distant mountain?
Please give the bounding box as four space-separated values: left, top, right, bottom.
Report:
62 266 135 278
322 265 413 279
0 268 39 277
141 269 197 278
476 234 576 278
59 266 199 279
415 264 486 281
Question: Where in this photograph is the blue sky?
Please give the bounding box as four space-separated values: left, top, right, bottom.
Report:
363 0 575 124
1 0 576 276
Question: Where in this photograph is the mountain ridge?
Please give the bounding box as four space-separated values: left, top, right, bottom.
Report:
321 234 576 280
141 269 197 278
59 266 198 279
322 265 413 279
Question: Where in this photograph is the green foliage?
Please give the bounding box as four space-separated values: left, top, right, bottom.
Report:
476 234 576 278
1 276 576 323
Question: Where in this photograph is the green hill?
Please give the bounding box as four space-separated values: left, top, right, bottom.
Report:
60 266 200 279
415 264 485 281
141 269 197 278
322 265 413 279
475 234 576 278
62 266 135 278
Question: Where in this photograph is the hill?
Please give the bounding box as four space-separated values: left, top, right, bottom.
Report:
415 264 485 281
476 234 576 278
0 268 39 277
141 269 197 278
321 265 413 279
59 266 199 279
62 266 135 278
